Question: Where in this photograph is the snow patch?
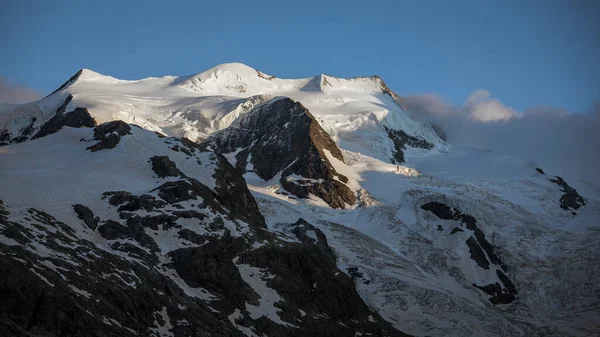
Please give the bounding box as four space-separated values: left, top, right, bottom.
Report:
235 260 298 328
149 306 174 337
228 309 262 337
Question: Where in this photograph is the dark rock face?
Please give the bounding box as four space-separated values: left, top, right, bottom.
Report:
207 97 356 209
0 201 236 337
384 126 433 164
171 137 206 157
98 219 130 240
150 155 184 178
497 270 517 295
72 204 99 230
450 227 464 235
536 168 545 175
10 117 37 143
56 93 74 114
146 153 266 231
171 144 193 156
347 266 364 280
239 240 407 337
474 282 516 305
118 194 167 213
290 218 334 256
473 227 502 266
102 191 136 206
168 233 253 310
153 180 211 204
466 237 490 269
421 201 516 304
474 282 502 296
32 95 97 139
86 121 132 152
177 228 207 244
0 130 10 143
549 176 585 212
32 107 96 139
178 137 205 152
421 201 453 220
489 293 516 305
0 94 97 145
213 154 266 229
127 213 178 231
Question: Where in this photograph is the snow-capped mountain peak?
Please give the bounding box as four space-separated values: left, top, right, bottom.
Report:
1 63 447 159
173 62 278 95
76 68 122 83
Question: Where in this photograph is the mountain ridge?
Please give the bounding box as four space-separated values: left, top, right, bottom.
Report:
0 62 446 165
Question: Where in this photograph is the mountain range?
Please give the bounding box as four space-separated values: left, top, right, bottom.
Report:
0 63 598 337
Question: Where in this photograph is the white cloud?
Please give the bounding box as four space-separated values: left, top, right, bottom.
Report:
403 91 600 185
465 89 492 105
463 89 516 121
0 78 41 104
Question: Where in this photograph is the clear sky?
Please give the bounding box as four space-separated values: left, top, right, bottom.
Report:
1 0 598 112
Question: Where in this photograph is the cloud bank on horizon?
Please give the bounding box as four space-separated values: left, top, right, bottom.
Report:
0 77 41 104
404 90 600 186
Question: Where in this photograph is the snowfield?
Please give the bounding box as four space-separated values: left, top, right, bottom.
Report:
1 63 599 337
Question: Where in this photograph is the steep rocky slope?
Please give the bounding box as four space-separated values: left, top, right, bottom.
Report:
0 123 406 337
206 97 355 209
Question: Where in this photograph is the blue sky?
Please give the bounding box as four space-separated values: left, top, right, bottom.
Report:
1 0 598 112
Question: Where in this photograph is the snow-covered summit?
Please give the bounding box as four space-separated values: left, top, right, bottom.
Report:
76 68 123 83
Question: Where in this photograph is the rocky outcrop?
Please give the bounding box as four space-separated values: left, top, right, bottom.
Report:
148 153 265 230
9 117 37 143
466 237 490 269
384 126 433 163
238 239 406 337
101 191 137 207
0 130 9 145
150 155 184 178
207 97 356 209
450 227 464 234
421 201 516 304
549 176 585 213
213 154 266 229
421 201 454 220
72 204 99 230
32 95 97 139
110 193 166 213
290 218 334 256
473 282 515 305
0 95 97 145
33 107 96 139
86 121 132 152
